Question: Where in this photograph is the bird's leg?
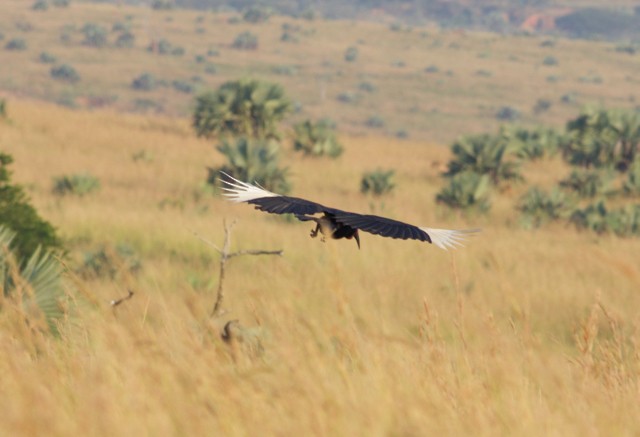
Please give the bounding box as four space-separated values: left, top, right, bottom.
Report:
310 223 320 238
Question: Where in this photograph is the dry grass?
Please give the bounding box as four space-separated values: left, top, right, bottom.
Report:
0 100 639 435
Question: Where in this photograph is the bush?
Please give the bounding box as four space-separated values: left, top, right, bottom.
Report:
243 6 271 23
50 64 80 83
445 133 522 186
193 79 291 140
32 0 48 11
232 32 258 50
623 161 640 197
293 119 343 158
39 51 57 63
559 169 613 198
496 106 520 121
360 169 395 196
366 116 385 128
517 187 573 228
210 138 290 194
502 126 564 160
436 172 490 212
533 99 552 114
570 202 640 236
52 0 69 6
115 32 135 48
0 226 66 334
52 173 100 196
344 46 359 62
542 56 558 66
172 80 194 94
5 38 27 51
82 23 108 48
0 99 6 119
0 153 61 260
78 243 141 279
131 73 157 91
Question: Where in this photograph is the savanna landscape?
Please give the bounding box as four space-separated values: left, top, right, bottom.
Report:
1 0 640 435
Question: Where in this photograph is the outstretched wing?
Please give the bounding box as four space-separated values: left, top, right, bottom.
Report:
331 211 478 250
220 173 478 250
219 173 334 216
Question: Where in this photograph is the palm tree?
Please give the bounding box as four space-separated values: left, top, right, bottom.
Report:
193 79 291 140
209 137 290 194
293 119 343 158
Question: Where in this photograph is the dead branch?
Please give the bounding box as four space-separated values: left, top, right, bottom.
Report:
193 220 282 318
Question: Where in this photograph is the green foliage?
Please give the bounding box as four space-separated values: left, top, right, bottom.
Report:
344 46 359 62
570 202 640 236
445 133 522 186
32 0 48 11
495 106 520 121
172 79 194 94
50 64 80 83
39 51 57 63
193 79 291 140
623 161 640 197
151 0 174 10
52 0 69 7
209 137 290 194
542 56 558 66
0 226 66 334
517 187 573 229
78 243 141 279
82 23 108 48
232 31 258 50
559 169 614 198
0 99 6 119
115 32 135 48
0 153 61 261
501 126 564 161
366 115 385 128
52 173 100 196
131 73 157 91
5 38 27 51
360 169 395 196
243 6 271 23
293 119 343 158
436 172 490 212
563 107 640 171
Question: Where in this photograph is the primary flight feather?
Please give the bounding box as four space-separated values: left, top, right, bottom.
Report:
220 173 478 250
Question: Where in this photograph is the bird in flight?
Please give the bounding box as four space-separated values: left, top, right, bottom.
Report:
220 173 478 250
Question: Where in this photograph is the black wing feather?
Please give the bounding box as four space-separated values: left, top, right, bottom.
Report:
331 212 432 243
247 195 336 216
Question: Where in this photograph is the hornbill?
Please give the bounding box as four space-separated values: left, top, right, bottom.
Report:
220 173 478 250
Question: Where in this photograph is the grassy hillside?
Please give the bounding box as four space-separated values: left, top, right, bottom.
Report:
1 99 639 435
1 0 639 143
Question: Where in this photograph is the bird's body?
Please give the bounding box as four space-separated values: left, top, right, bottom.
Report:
220 173 478 250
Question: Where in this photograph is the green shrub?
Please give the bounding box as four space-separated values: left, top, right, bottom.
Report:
232 31 258 50
570 202 640 236
210 137 290 194
445 133 522 186
0 99 6 119
78 243 141 279
193 79 291 140
502 126 564 161
0 153 61 260
50 64 80 83
517 187 573 228
172 80 194 94
131 73 157 91
52 173 100 196
542 56 558 66
436 172 490 212
0 226 66 334
5 38 27 51
496 106 520 121
559 169 614 198
623 161 640 197
82 23 108 48
344 46 359 62
293 119 343 158
360 169 395 196
366 115 385 128
52 0 69 6
32 0 48 11
243 6 271 23
39 51 57 63
115 31 135 48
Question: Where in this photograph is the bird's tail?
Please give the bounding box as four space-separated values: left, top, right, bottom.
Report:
419 227 480 250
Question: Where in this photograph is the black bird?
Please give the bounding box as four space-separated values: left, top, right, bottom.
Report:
220 173 478 250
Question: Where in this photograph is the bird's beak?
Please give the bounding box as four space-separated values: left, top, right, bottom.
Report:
354 230 360 249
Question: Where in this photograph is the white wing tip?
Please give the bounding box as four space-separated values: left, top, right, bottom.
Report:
218 172 280 203
419 227 481 250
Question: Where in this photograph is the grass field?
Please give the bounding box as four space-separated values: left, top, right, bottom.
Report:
1 0 639 143
1 99 640 435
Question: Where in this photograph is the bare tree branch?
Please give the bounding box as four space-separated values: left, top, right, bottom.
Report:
195 220 282 318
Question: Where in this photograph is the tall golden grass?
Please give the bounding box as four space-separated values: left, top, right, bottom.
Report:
1 99 639 435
